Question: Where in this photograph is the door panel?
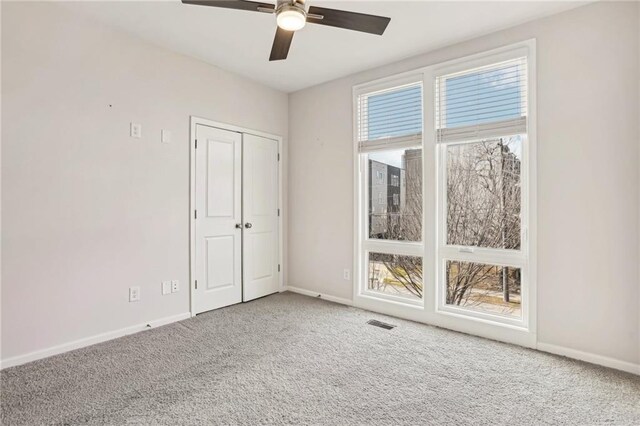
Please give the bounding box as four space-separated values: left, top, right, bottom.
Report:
194 125 242 314
206 140 235 217
243 134 279 301
205 236 235 290
250 231 274 280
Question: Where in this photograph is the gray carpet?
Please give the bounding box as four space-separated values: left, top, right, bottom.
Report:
1 292 639 425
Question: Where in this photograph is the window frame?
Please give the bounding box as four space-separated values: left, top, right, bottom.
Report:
354 73 425 306
437 136 530 328
352 40 537 347
433 46 532 329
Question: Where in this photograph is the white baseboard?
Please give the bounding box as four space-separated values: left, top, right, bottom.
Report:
537 342 639 375
0 312 191 370
285 286 353 307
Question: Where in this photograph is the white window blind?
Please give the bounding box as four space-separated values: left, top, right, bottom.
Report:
357 81 423 152
436 57 527 143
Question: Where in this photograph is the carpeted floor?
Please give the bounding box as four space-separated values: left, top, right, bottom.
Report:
1 292 639 425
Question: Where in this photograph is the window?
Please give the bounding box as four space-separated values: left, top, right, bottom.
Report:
353 40 535 340
438 59 526 130
368 252 423 299
358 83 422 144
357 78 424 302
369 149 420 240
436 55 530 325
446 261 521 317
446 136 522 250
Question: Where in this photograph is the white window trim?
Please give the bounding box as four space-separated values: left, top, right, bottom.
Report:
353 39 537 348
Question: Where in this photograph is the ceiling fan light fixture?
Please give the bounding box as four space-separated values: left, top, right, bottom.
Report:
276 5 306 31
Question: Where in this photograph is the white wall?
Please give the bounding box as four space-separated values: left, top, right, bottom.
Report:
1 2 288 362
289 1 640 367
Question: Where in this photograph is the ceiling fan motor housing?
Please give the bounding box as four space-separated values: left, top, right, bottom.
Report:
276 1 307 17
277 0 306 8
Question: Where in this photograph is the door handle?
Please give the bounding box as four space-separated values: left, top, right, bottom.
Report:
244 222 252 229
235 223 243 229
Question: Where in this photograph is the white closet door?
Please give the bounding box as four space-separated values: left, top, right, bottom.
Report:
242 134 279 301
194 125 242 314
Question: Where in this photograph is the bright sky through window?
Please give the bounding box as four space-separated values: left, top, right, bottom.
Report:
367 85 422 140
444 63 523 128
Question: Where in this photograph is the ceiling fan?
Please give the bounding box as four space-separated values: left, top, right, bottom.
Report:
182 0 391 61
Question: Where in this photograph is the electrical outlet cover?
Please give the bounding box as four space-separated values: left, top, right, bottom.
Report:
171 280 179 293
130 122 142 139
343 269 351 280
129 286 141 302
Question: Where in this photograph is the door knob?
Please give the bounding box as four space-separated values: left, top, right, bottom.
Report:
235 223 243 229
244 222 252 229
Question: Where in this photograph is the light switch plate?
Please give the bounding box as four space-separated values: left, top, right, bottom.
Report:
162 281 172 295
161 129 171 144
130 122 142 139
171 280 179 293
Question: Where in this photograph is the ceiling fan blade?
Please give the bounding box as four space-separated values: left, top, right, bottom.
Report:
182 0 275 13
269 27 294 61
307 6 390 35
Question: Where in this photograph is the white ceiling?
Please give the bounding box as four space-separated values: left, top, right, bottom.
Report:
63 1 589 92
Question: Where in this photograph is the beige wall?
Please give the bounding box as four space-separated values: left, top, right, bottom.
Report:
289 1 640 366
1 2 288 361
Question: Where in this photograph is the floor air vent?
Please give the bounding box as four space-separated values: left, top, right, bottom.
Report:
367 319 396 330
